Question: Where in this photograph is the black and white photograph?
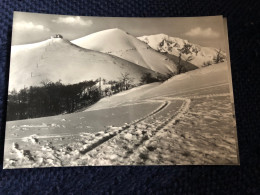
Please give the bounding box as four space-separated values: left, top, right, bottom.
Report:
3 12 239 168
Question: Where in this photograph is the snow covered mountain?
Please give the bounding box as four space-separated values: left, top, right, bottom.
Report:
9 37 159 91
138 34 226 68
72 29 177 75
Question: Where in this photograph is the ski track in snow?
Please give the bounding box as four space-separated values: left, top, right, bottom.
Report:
4 88 238 168
77 93 235 166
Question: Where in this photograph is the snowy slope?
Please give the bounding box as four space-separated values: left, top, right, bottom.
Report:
4 62 237 168
86 62 230 111
72 29 177 75
138 34 226 68
9 38 159 91
139 62 229 99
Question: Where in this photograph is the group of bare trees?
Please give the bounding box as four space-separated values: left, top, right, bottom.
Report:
140 73 161 84
213 49 225 63
203 49 225 66
7 80 99 121
101 73 136 96
119 72 134 90
7 71 155 121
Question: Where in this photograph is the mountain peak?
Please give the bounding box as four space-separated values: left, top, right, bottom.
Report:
138 34 226 68
87 28 127 35
72 30 177 75
9 34 160 91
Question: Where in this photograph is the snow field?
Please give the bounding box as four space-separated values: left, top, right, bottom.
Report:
3 99 169 168
3 63 238 167
4 92 237 167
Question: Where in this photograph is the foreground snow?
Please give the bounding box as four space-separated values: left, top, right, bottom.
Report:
4 63 238 168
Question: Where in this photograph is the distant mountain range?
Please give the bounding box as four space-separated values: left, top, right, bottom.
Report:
138 34 226 68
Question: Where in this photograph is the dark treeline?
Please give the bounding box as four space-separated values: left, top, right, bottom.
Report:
6 71 174 121
7 80 100 121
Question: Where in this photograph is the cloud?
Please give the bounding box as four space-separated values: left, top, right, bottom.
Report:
52 16 93 26
14 21 50 31
185 27 219 38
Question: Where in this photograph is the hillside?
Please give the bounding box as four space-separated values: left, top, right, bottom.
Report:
72 29 177 75
4 62 238 168
86 62 231 112
9 38 159 91
138 34 226 68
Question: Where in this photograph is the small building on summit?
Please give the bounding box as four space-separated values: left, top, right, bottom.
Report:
51 34 63 39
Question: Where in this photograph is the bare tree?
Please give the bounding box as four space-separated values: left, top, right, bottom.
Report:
176 53 192 74
213 49 225 64
40 79 52 87
119 72 134 90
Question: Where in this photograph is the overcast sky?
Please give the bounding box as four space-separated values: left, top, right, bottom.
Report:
12 12 227 50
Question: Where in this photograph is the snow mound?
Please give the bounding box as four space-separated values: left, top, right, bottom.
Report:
72 28 177 75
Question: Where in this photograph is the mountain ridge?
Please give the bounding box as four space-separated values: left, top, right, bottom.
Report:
137 34 226 68
72 28 177 75
9 37 160 91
